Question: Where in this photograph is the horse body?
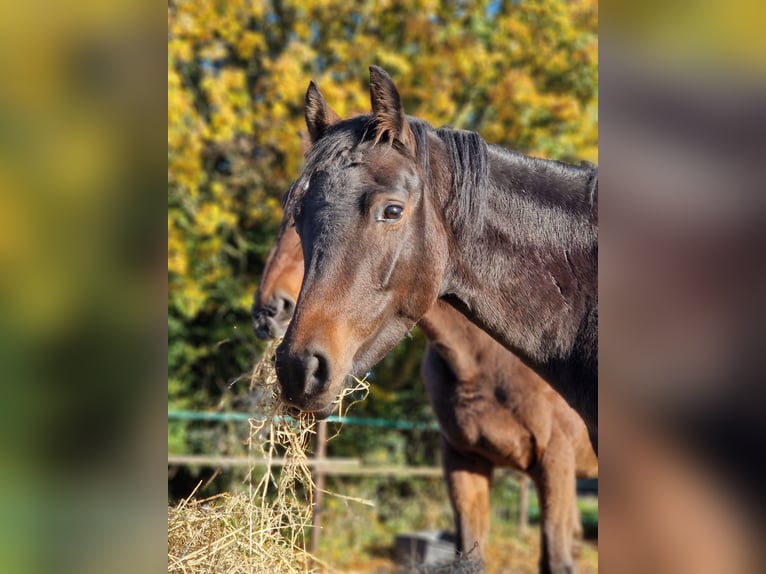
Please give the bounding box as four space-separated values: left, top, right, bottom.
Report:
277 67 598 451
437 143 599 449
420 301 597 572
253 219 597 572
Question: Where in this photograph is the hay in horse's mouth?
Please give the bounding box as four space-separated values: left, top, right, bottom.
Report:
247 339 371 555
282 374 370 421
333 375 370 418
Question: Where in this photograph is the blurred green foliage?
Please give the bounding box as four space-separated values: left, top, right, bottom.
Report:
167 0 598 466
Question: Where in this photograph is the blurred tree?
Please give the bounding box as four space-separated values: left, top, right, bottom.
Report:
168 0 598 459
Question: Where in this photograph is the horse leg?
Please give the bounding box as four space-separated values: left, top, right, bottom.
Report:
570 490 584 559
532 433 579 574
441 436 492 563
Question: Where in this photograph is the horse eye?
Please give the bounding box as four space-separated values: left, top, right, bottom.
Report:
382 204 403 221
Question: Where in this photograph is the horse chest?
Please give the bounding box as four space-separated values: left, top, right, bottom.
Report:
442 399 486 449
438 388 536 469
442 394 497 449
423 345 535 467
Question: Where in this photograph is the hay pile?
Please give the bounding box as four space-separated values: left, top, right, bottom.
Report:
167 489 312 573
168 338 368 574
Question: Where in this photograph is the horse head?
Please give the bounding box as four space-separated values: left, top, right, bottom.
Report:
275 66 449 417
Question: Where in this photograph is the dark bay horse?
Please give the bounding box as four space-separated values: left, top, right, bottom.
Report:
276 67 598 451
254 219 597 573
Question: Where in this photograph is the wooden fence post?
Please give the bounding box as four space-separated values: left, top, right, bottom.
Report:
310 420 327 554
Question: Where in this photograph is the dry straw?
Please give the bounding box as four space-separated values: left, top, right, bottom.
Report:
168 338 370 573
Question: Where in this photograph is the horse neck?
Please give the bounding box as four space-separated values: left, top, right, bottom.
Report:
434 144 598 378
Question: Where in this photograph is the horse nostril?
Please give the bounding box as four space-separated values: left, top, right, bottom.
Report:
280 295 295 317
275 344 332 409
304 348 330 394
272 292 295 320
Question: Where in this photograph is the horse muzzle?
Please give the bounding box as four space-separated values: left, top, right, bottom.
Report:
275 342 340 415
252 311 288 340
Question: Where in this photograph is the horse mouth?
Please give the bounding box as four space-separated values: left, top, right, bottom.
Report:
252 313 289 340
284 401 337 421
281 373 365 421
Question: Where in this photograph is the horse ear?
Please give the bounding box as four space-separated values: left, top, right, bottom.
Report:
305 80 341 143
369 65 415 153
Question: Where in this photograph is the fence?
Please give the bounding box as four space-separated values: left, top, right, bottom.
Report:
168 410 533 550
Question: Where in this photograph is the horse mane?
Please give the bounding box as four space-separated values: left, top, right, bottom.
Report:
434 125 489 235
387 120 596 239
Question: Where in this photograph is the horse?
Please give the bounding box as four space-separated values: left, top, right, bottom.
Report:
276 67 598 452
254 213 597 573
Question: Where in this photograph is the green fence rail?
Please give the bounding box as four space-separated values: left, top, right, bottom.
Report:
167 410 597 492
168 409 440 431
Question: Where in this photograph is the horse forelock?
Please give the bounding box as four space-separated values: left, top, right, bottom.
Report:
284 115 431 218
